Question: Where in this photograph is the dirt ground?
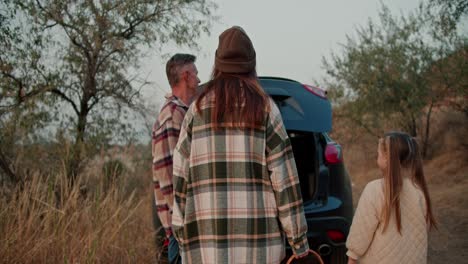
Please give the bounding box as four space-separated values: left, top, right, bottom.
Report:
338 111 468 264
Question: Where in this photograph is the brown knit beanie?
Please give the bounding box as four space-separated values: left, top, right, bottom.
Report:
215 26 256 73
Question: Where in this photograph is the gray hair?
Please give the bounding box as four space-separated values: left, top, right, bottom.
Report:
166 53 196 87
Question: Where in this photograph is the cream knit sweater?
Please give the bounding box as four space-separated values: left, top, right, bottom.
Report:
346 178 428 264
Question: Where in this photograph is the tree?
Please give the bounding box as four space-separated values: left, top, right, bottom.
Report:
322 3 465 157
1 0 217 183
425 0 468 116
427 0 468 35
0 0 54 184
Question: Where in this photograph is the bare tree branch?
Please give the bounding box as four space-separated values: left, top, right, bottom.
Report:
51 89 79 115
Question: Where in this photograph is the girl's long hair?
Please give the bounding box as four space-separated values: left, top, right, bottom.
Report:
196 68 269 129
381 131 437 234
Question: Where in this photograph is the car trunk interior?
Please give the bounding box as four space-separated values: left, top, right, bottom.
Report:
288 131 318 202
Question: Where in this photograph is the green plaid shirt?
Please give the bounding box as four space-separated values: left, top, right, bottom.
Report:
172 92 309 263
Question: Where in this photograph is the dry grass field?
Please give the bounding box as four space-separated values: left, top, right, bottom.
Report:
0 148 159 263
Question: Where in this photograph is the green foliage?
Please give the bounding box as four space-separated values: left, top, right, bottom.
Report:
324 5 432 134
322 2 467 157
427 0 468 35
426 0 468 115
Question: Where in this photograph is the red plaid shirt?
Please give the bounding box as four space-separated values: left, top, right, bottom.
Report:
152 93 188 237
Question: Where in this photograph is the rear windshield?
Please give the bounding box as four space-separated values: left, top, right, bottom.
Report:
271 96 304 121
259 78 332 132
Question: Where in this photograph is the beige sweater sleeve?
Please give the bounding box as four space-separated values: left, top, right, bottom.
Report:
346 180 383 260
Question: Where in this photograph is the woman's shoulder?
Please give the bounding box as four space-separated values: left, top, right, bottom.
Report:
362 178 385 197
190 91 214 113
266 98 282 120
357 178 385 212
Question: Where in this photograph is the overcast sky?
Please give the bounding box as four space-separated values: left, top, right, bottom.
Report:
141 0 422 108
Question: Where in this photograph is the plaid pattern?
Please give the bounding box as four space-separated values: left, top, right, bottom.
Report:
172 92 309 264
152 93 188 237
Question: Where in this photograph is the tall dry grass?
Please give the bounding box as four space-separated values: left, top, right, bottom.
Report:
0 155 159 263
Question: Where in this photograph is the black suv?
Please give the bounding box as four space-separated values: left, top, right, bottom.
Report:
259 77 353 264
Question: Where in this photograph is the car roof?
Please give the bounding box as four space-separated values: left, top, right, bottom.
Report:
259 76 332 132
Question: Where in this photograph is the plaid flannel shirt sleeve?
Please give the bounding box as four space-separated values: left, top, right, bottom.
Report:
265 101 309 256
172 109 193 244
152 106 185 237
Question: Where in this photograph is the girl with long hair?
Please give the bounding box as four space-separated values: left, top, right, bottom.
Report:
346 131 437 264
171 26 310 263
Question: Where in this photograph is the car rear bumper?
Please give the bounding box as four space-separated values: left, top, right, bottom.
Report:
285 216 350 263
305 216 350 247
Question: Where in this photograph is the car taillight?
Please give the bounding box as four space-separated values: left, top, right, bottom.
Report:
302 84 327 98
326 230 346 243
325 144 342 164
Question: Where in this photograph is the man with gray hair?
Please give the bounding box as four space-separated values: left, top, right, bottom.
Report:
152 53 200 263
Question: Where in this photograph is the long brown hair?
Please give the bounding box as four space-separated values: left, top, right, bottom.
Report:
196 69 269 129
380 131 437 234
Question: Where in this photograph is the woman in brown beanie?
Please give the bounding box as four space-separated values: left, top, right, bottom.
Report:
172 26 310 263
